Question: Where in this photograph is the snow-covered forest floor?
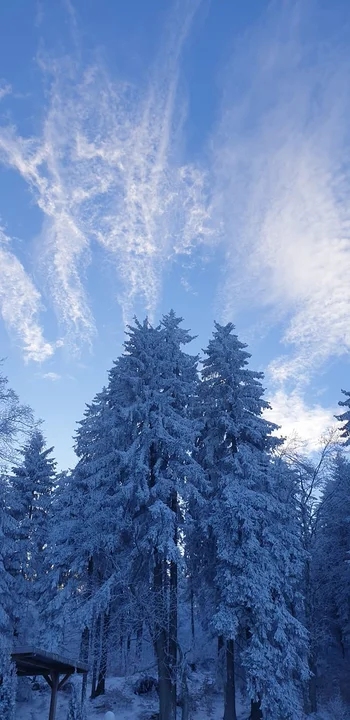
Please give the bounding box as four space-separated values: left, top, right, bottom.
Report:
15 671 350 720
15 671 247 720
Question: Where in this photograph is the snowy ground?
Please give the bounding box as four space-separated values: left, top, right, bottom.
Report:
16 673 350 720
15 671 248 720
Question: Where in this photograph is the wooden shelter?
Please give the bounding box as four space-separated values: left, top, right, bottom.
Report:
12 646 88 720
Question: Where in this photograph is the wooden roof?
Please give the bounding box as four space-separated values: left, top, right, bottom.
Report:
12 647 88 677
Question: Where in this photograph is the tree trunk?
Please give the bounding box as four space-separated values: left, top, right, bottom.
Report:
80 626 89 705
223 639 237 720
218 635 224 657
136 622 143 662
95 611 110 697
305 555 317 715
154 554 172 720
189 584 196 672
169 557 177 717
250 699 262 720
168 491 178 718
190 586 195 645
90 614 102 699
308 653 317 714
81 555 94 703
245 627 263 720
181 663 189 720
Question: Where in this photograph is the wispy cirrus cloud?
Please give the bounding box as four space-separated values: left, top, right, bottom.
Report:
0 0 211 358
213 0 350 387
0 228 53 361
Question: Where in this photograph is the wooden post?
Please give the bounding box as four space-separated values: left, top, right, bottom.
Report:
48 672 59 720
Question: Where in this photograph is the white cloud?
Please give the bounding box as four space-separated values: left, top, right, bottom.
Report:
42 371 61 381
0 82 11 101
0 114 95 352
213 1 350 384
0 229 53 362
0 0 210 356
265 389 337 453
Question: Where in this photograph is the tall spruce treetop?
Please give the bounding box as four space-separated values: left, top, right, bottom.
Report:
197 322 308 719
46 313 204 662
11 429 56 588
335 390 350 444
108 311 204 720
106 311 204 558
200 322 278 458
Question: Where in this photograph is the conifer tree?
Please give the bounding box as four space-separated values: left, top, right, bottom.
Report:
0 474 18 649
102 312 203 720
11 430 56 587
335 389 350 444
46 312 203 720
10 430 56 643
313 453 350 695
195 322 308 720
0 649 17 720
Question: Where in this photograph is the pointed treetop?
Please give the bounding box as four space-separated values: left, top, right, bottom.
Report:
335 389 350 445
161 310 196 346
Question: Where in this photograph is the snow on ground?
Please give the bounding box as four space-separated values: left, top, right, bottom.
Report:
15 671 248 720
15 674 350 720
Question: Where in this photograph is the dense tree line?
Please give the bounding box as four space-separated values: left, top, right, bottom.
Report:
1 317 350 719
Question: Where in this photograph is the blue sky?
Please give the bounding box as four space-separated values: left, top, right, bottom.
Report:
0 0 350 469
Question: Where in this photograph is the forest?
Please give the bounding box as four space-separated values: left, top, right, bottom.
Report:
1 312 349 720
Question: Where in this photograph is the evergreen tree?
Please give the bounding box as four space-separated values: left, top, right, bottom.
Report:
313 453 350 697
10 430 56 643
47 312 204 720
11 430 56 584
0 474 18 650
39 469 80 651
0 649 17 720
44 385 132 683
335 390 350 444
73 386 126 698
0 370 33 717
195 322 308 720
103 312 203 720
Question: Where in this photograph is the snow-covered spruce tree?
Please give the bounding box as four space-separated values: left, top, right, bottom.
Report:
0 473 18 652
43 383 136 696
41 390 112 654
313 453 350 700
195 322 308 720
336 390 350 444
0 649 17 720
38 467 84 653
10 429 56 640
102 312 204 720
0 371 33 716
72 386 129 699
44 312 204 719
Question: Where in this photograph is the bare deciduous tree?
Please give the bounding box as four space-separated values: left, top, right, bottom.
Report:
0 365 33 466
